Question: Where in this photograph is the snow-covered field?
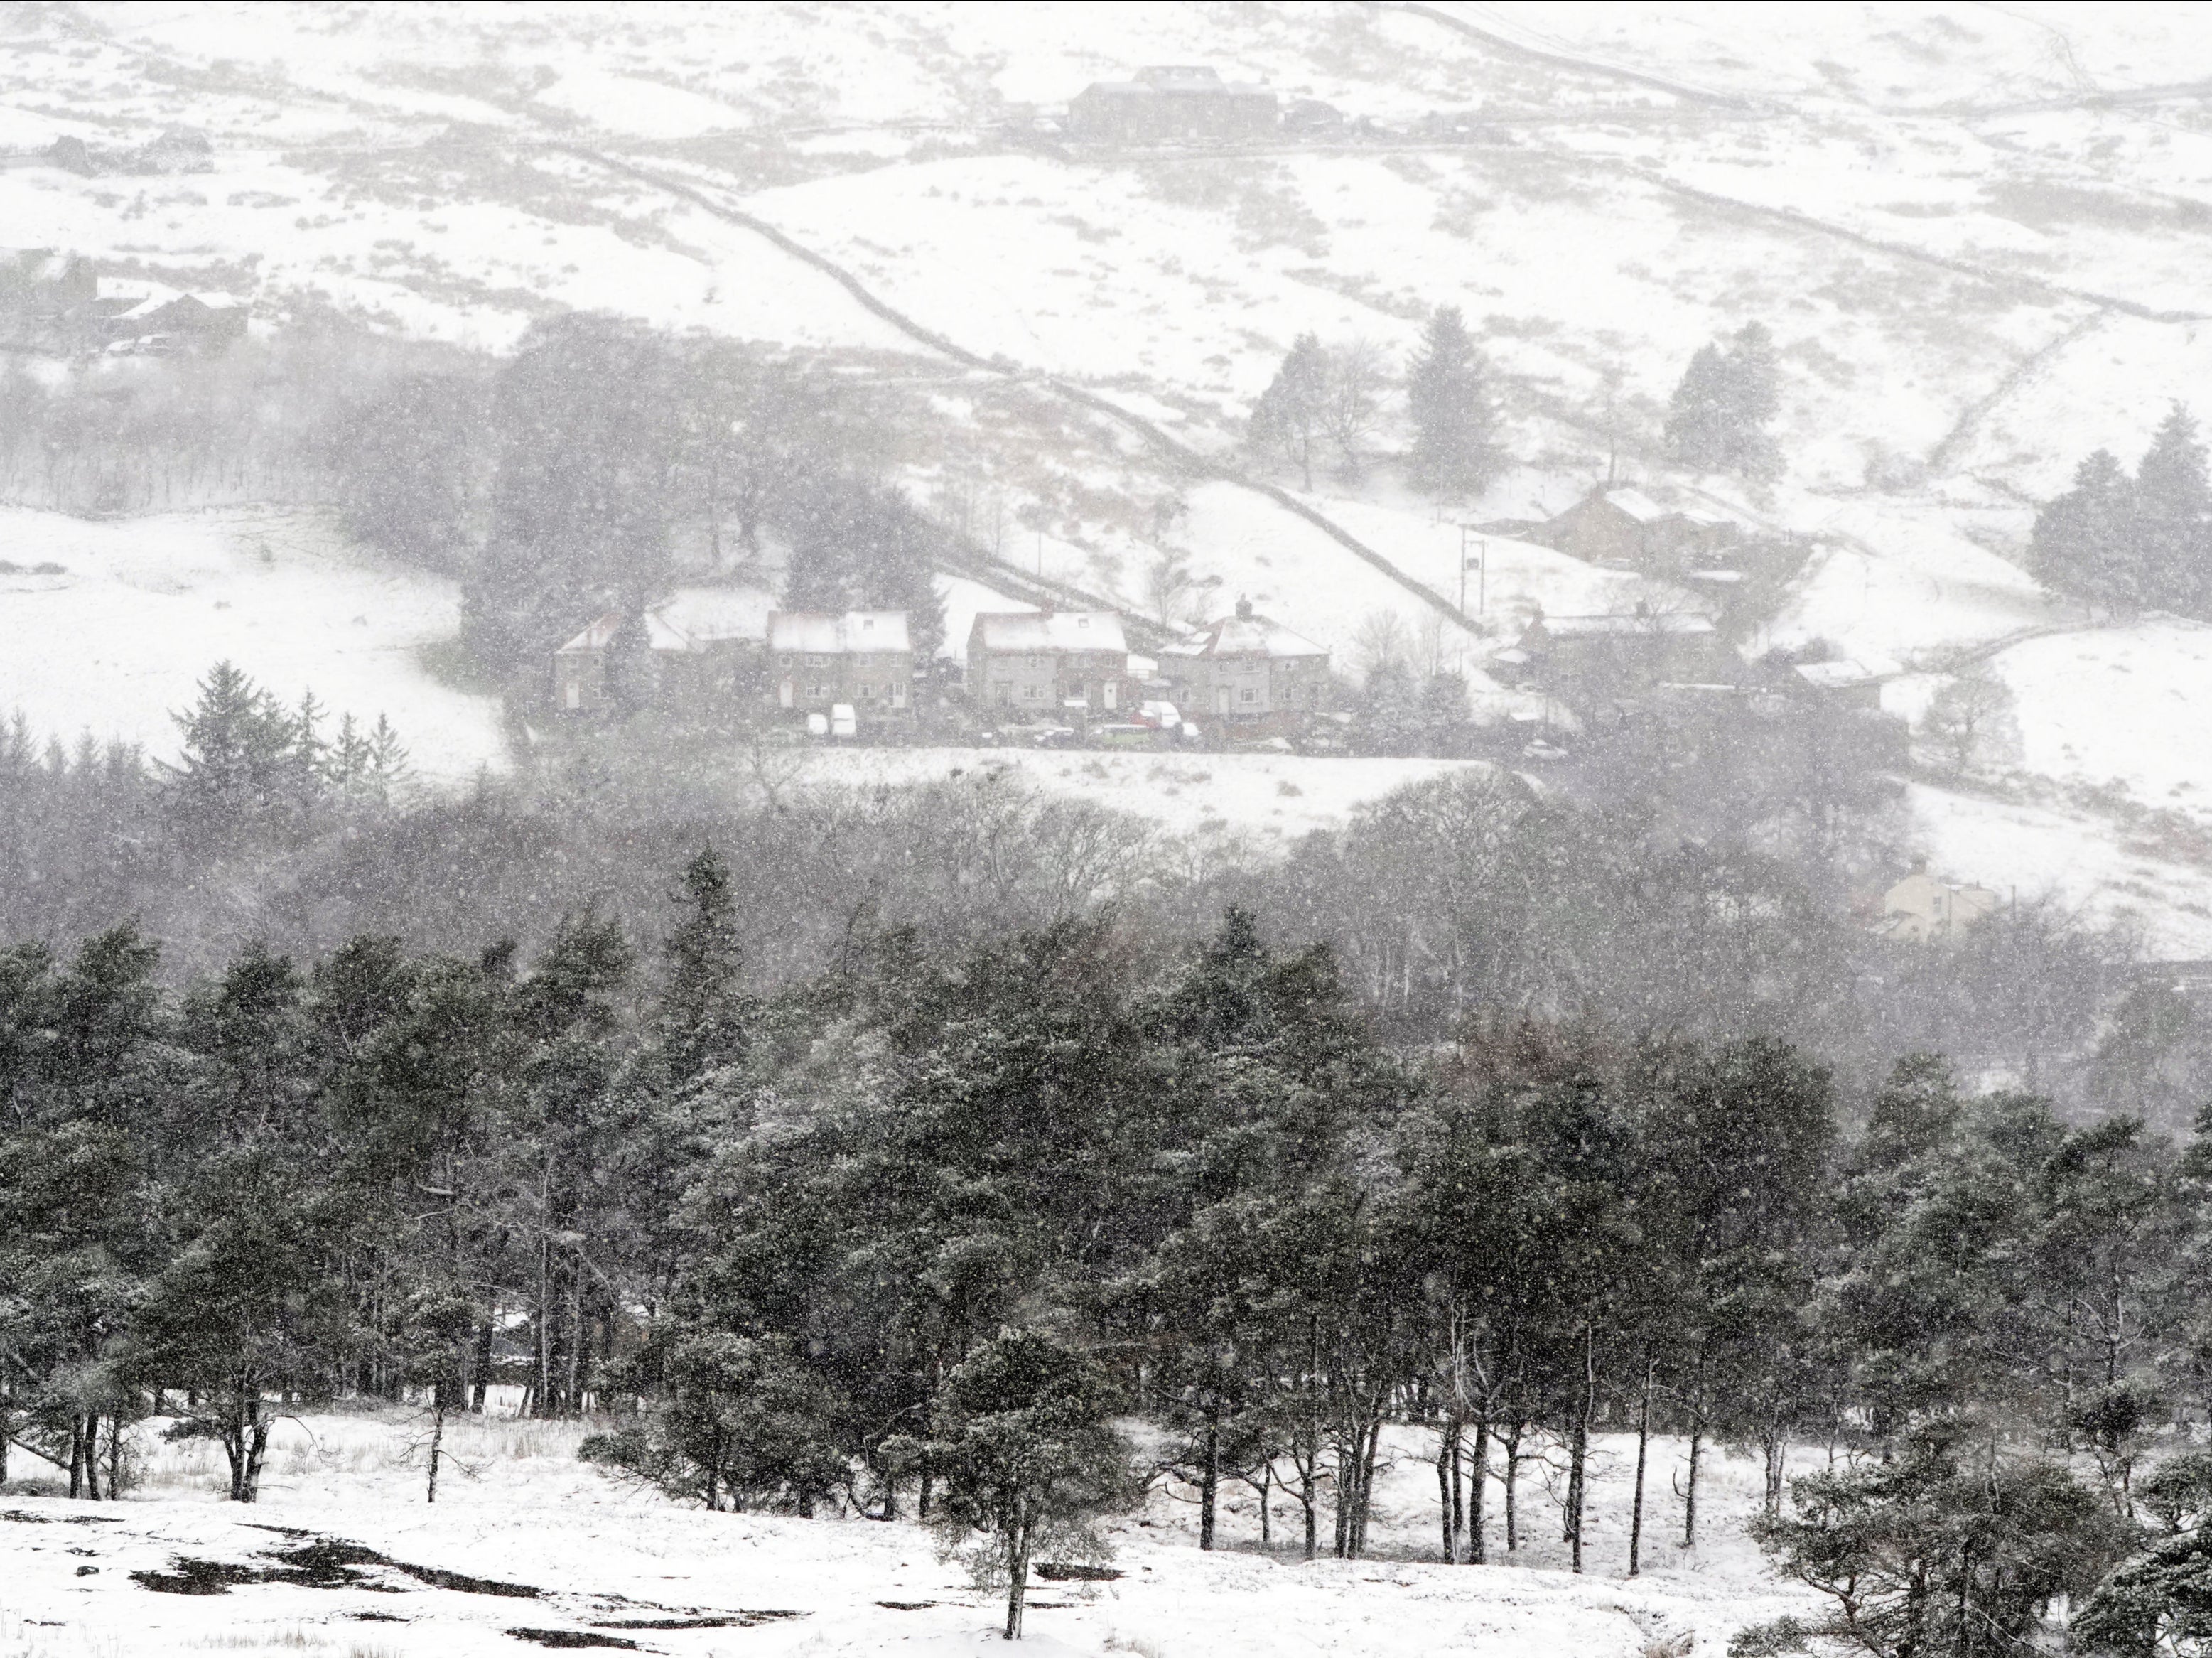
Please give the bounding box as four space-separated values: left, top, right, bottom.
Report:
0 507 505 782
0 1404 1811 1658
794 747 1491 844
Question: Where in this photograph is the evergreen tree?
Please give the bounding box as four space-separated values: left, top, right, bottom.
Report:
1250 333 1331 491
2134 404 2211 613
1406 306 1502 495
659 846 752 1087
2031 448 2137 611
1665 323 1781 478
465 314 679 674
922 1330 1132 1640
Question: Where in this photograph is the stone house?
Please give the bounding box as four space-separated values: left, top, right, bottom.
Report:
1514 607 1725 701
1067 67 1278 145
551 609 701 714
768 610 915 721
1879 861 2001 942
967 611 1135 721
1537 487 1738 574
1155 599 1329 736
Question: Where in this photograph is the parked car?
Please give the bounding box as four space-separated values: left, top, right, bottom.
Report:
1028 724 1080 749
1091 723 1158 750
830 703 858 741
1521 738 1570 762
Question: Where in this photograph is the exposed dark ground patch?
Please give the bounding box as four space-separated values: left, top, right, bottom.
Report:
592 1608 805 1629
507 1631 640 1651
131 1534 541 1598
1037 1561 1122 1581
2 1509 122 1525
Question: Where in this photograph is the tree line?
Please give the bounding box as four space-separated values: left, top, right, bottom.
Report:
4 868 2212 1652
1246 308 1785 500
2034 405 2212 621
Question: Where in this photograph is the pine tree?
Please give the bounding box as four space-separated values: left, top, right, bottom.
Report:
2031 449 2137 611
1250 334 1331 491
466 314 679 674
167 662 305 845
1406 306 1502 495
2135 404 2211 614
659 846 751 1085
1664 323 1781 478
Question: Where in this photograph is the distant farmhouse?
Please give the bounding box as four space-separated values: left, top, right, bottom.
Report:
1880 860 2000 942
551 608 704 714
0 249 248 355
1067 66 1278 145
1156 598 1329 738
769 610 915 723
1511 605 1725 699
968 611 1137 721
1789 657 1886 713
1533 486 1738 575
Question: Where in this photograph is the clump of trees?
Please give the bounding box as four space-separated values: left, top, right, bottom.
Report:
1665 321 1781 478
2033 406 2212 618
9 874 2212 1655
1248 305 1503 495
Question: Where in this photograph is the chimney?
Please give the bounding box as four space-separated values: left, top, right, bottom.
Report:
1236 595 1253 620
1911 855 1928 875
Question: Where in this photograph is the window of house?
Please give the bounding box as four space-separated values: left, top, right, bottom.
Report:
808 655 828 667
805 683 826 699
858 684 873 700
1240 687 1257 704
1023 684 1042 700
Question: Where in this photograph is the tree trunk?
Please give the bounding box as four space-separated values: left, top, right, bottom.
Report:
105 1412 124 1500
426 1397 446 1504
68 1413 85 1500
1764 1426 1785 1518
1199 1414 1219 1551
470 1306 494 1414
1568 1323 1594 1576
1003 1513 1030 1641
1437 1423 1455 1563
1629 1359 1653 1578
1503 1418 1522 1552
1257 1460 1271 1546
1354 1406 1382 1559
1684 1422 1703 1549
1468 1415 1490 1565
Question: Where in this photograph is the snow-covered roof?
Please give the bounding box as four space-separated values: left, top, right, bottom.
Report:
1795 660 1882 689
1533 612 1716 637
969 611 1128 655
1 248 79 284
555 610 698 656
1160 608 1328 662
767 610 912 655
1599 488 1669 524
659 585 772 645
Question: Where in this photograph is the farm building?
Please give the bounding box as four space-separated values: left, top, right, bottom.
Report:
1067 66 1278 145
1535 486 1738 574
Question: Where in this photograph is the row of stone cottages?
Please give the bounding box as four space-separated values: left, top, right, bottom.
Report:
551 596 1332 737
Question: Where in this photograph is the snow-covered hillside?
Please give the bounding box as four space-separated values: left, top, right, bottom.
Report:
6 1 2212 942
0 1402 1812 1658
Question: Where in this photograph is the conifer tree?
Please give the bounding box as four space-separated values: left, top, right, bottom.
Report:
1250 333 1331 491
2135 404 2211 613
1406 306 1502 495
2031 448 2137 610
1664 322 1781 478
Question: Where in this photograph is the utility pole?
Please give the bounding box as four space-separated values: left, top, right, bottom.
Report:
1457 526 1487 617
